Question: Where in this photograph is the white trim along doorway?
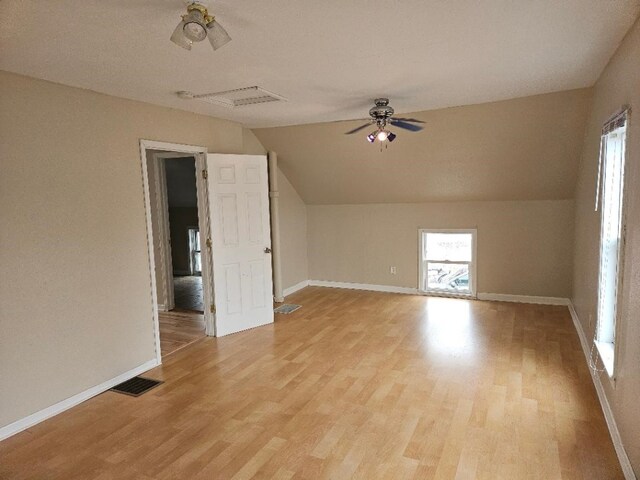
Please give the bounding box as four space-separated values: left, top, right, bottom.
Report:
139 140 214 364
149 150 197 313
140 140 276 362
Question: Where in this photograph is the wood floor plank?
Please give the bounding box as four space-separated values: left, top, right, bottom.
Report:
0 287 624 479
159 310 205 357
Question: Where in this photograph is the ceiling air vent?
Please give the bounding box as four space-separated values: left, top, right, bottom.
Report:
177 86 286 108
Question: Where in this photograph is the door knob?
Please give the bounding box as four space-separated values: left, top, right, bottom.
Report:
264 247 272 254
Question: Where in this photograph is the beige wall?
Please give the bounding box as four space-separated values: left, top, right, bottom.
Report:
255 88 590 302
278 170 308 290
242 128 268 156
242 129 309 292
572 18 640 475
0 71 296 429
308 200 574 298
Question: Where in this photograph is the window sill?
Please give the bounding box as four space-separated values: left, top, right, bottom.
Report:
595 341 615 378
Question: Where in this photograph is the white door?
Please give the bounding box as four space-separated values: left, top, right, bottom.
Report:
206 154 274 336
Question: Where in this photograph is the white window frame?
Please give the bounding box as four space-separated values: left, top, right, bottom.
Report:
595 121 628 379
418 228 477 298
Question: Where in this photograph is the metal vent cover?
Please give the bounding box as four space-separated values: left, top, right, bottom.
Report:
110 376 163 397
177 86 286 108
274 304 301 314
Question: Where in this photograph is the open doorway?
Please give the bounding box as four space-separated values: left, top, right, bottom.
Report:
164 157 204 313
141 141 276 361
143 144 210 358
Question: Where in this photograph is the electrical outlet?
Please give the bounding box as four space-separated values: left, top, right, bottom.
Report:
390 266 397 275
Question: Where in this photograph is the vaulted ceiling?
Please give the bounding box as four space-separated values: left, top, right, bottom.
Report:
254 89 593 204
0 1 637 128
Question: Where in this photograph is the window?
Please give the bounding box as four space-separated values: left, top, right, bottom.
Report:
188 227 202 275
419 229 476 297
595 111 628 377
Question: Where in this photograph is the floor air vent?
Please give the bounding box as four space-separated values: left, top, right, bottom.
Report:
177 86 286 108
110 376 163 397
274 304 301 314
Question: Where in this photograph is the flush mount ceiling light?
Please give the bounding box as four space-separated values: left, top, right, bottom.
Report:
170 2 231 51
346 98 425 144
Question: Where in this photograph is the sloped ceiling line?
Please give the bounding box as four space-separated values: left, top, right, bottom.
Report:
253 89 594 205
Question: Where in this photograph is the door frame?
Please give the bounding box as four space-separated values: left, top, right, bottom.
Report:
139 140 214 363
150 150 207 310
149 152 175 312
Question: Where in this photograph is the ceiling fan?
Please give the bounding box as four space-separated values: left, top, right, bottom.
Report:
345 98 425 143
170 2 231 51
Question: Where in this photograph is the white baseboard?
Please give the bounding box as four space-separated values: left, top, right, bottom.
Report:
0 358 160 442
157 304 168 312
307 281 570 306
568 303 636 479
283 280 310 297
477 292 570 306
309 280 419 295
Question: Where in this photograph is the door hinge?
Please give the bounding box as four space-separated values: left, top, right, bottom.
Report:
206 237 212 248
202 169 208 179
210 304 216 313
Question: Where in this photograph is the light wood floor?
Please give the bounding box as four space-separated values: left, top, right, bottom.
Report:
159 310 206 357
0 288 622 479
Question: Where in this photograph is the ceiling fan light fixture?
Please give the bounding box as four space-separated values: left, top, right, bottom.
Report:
368 129 395 143
171 3 231 51
345 99 424 143
170 20 192 50
183 9 208 42
207 19 232 50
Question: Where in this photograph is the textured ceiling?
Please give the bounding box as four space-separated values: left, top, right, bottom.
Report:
0 0 637 128
254 89 593 204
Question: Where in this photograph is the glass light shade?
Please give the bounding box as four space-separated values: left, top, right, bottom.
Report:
207 20 232 50
377 130 388 142
184 22 207 42
183 10 207 42
170 21 192 50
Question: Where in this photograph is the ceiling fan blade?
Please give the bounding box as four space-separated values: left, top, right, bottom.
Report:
393 117 426 124
390 120 424 132
170 21 192 50
207 20 232 50
344 123 371 135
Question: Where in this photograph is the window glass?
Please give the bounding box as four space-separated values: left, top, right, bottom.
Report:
595 122 626 377
427 263 470 293
420 231 475 296
424 233 473 262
